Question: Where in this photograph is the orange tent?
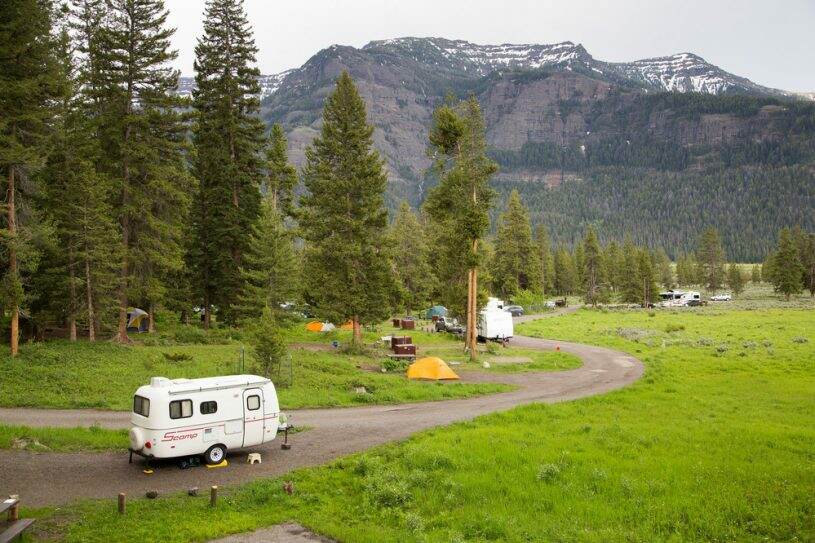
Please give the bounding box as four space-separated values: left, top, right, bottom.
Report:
339 321 354 331
407 357 460 380
305 321 335 332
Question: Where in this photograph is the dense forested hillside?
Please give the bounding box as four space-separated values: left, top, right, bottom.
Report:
249 39 815 261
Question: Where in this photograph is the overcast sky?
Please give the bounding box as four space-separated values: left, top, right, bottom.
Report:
166 0 815 92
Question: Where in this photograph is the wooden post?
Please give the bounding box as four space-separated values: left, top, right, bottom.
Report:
118 493 126 514
9 500 18 522
210 485 218 507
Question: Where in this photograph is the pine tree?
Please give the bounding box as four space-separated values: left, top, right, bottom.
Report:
492 190 541 299
620 238 641 303
37 27 121 341
636 249 659 306
191 0 265 327
250 306 287 379
655 249 674 289
801 233 815 297
750 263 762 284
299 72 395 344
389 202 435 314
425 96 497 359
552 247 576 296
534 225 554 295
582 226 605 306
239 196 299 320
265 123 297 217
697 227 726 293
770 228 804 300
604 240 623 293
90 0 191 340
0 0 59 355
726 263 745 296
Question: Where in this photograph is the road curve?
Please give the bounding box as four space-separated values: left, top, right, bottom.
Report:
0 313 643 507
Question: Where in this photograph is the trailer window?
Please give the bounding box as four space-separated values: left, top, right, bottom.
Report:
246 395 261 411
169 399 193 419
133 395 150 417
200 401 217 415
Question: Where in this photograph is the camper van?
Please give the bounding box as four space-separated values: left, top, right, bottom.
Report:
477 298 514 341
129 375 286 464
658 290 702 307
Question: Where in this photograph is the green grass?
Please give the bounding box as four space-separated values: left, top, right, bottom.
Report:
0 424 128 452
422 344 582 374
0 324 512 411
29 307 815 542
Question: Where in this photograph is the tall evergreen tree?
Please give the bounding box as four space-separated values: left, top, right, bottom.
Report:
620 237 640 303
582 226 605 306
492 190 541 299
534 224 554 295
726 263 745 296
389 202 435 314
238 196 299 320
770 228 803 300
655 249 674 289
264 123 297 217
604 240 623 293
0 0 59 355
750 263 762 284
696 227 726 293
801 233 815 297
37 27 121 341
191 0 265 327
425 96 497 360
636 249 659 306
552 247 576 296
299 72 395 344
91 0 191 340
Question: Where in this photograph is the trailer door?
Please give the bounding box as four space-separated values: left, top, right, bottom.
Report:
242 388 265 447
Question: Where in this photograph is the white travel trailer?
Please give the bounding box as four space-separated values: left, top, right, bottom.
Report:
658 290 701 307
129 375 286 464
477 298 514 341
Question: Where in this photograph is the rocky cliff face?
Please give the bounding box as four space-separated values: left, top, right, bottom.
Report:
178 37 811 206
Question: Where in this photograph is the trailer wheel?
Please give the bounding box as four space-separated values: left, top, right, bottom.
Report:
204 444 226 465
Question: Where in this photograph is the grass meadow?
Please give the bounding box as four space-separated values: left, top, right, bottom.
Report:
27 305 815 542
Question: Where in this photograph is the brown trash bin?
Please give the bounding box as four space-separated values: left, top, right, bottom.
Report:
394 343 416 355
391 336 411 349
392 318 401 327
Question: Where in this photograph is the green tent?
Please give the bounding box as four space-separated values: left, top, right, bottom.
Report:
425 305 448 319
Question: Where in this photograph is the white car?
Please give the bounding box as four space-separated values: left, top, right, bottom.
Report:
710 294 732 301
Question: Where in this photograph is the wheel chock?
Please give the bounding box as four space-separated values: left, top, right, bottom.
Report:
206 459 228 469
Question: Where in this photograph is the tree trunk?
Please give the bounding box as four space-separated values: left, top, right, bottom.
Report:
84 257 96 342
68 248 78 341
7 166 19 356
148 304 155 333
203 298 211 329
352 317 362 345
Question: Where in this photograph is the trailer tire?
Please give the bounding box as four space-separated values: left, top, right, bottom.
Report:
204 444 226 465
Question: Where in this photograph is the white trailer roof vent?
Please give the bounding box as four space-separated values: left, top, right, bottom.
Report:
150 376 172 388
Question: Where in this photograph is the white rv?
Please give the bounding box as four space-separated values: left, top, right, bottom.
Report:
477 298 514 341
658 290 701 307
128 375 286 464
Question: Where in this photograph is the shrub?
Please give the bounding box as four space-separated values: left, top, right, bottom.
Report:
382 358 410 372
537 463 561 483
792 336 808 344
664 323 685 333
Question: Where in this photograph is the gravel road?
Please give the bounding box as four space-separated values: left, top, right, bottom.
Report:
0 311 643 507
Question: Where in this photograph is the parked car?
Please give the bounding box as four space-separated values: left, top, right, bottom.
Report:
504 305 524 317
710 294 732 301
435 316 464 334
544 300 557 309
